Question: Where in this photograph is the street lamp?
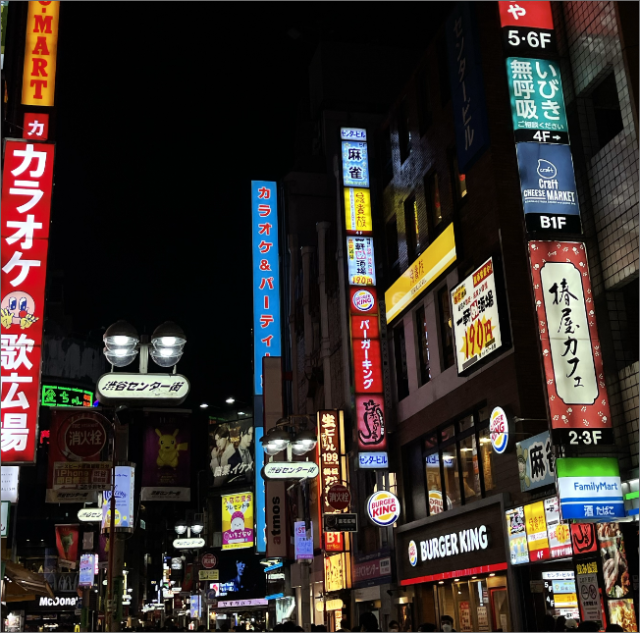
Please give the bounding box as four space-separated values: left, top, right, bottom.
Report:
261 421 317 459
102 320 187 372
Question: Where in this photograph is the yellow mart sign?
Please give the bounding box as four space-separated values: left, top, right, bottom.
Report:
22 1 60 106
385 223 457 323
198 569 219 581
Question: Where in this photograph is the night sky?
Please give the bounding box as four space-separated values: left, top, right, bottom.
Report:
45 3 448 411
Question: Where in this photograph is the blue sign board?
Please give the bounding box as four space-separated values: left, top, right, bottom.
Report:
359 452 389 469
341 128 367 141
341 141 369 188
516 142 582 234
78 554 96 587
251 181 282 395
255 427 266 553
516 431 555 492
446 2 490 173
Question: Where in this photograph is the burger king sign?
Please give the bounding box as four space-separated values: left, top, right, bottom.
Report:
366 491 400 527
490 407 509 454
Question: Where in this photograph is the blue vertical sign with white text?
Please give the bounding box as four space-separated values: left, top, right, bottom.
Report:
255 427 266 553
251 181 281 395
446 2 490 173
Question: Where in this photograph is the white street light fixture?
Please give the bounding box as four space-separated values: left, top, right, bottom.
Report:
261 428 291 456
150 322 187 368
291 430 318 456
200 404 209 409
174 520 187 535
103 320 140 367
225 397 235 404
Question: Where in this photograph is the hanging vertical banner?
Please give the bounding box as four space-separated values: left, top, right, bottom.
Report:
21 1 60 106
251 181 281 396
55 524 80 568
140 412 191 501
1 141 55 465
445 2 490 173
528 241 613 446
45 410 112 504
79 553 96 587
101 465 135 533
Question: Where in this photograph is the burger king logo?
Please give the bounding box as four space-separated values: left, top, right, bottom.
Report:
408 540 418 567
490 406 508 455
366 491 400 527
352 289 375 313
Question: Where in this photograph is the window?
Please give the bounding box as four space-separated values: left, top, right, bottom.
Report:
438 285 455 370
415 306 431 385
397 99 411 163
420 410 494 517
394 324 409 400
381 127 393 186
591 71 623 153
417 68 432 136
451 152 468 202
386 218 400 280
404 194 420 260
425 172 444 237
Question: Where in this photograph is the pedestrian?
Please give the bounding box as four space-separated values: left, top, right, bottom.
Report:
418 624 437 632
388 621 400 632
564 619 578 631
543 615 557 631
604 625 624 632
358 612 381 632
439 615 456 632
554 616 567 632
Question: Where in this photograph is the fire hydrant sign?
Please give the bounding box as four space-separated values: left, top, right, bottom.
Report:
451 258 503 373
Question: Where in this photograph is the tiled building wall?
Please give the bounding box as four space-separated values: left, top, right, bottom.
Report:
555 1 639 470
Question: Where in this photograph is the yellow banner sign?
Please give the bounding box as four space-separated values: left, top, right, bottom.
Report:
344 188 372 234
22 1 60 106
198 569 219 581
554 593 578 606
221 492 254 550
385 223 457 323
524 500 549 554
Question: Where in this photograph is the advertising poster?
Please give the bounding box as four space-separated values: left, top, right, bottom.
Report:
607 600 638 632
524 500 550 562
344 188 372 234
55 524 79 567
451 258 503 373
571 523 597 555
516 431 554 491
208 418 255 487
78 554 96 587
529 242 613 443
222 492 254 550
208 552 266 600
1 466 19 503
458 601 472 632
325 553 346 593
598 523 631 599
544 496 572 559
45 411 112 504
1 501 9 537
140 412 190 502
505 506 528 565
101 465 135 532
294 521 313 561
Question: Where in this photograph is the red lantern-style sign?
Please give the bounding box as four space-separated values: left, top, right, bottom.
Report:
326 484 351 511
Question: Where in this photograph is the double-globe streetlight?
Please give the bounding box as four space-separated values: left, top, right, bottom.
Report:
103 320 187 371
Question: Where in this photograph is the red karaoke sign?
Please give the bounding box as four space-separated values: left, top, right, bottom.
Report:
1 141 55 463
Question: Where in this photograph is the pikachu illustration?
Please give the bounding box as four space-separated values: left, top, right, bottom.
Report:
155 428 188 469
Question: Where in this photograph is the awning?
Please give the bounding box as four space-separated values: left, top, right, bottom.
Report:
3 561 55 602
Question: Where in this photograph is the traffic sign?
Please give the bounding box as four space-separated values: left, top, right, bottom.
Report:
323 513 358 533
326 484 351 511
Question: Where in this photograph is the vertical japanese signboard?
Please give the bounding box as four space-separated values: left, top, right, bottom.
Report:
22 1 60 106
446 2 490 173
251 181 281 396
450 257 503 373
340 128 388 468
528 242 613 445
505 506 528 565
516 430 555 492
524 500 550 562
1 141 55 464
317 410 347 553
499 1 556 57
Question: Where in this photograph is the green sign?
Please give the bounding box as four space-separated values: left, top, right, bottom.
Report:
1 501 9 537
41 384 94 408
507 57 568 134
556 456 620 478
